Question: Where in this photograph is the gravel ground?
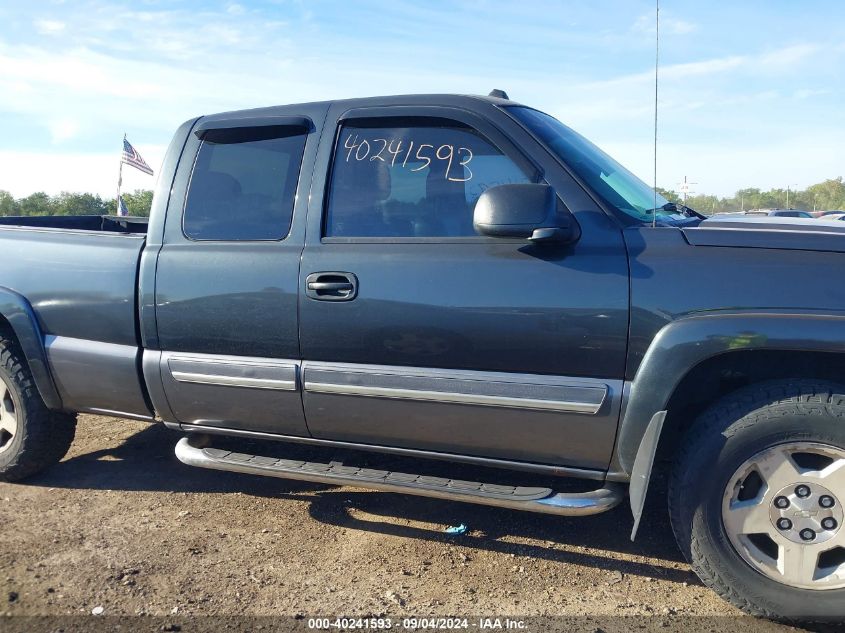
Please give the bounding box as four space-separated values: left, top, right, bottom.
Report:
0 415 814 632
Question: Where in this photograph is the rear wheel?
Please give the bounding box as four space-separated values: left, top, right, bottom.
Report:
0 336 76 482
670 380 845 623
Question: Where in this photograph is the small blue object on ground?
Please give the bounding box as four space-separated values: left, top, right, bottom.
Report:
444 523 468 535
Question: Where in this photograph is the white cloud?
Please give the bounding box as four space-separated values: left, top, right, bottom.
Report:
0 40 277 143
47 118 80 143
34 19 65 34
0 147 165 198
793 88 831 100
542 41 827 132
0 45 164 100
659 55 745 80
572 41 822 102
664 18 696 35
633 12 697 35
757 43 819 68
579 52 754 93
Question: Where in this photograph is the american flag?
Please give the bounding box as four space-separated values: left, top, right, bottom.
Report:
121 138 154 176
118 196 129 217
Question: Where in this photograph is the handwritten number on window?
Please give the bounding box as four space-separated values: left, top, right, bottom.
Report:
411 144 434 172
386 139 403 166
343 134 359 161
370 139 388 162
402 141 415 167
342 133 474 181
355 139 371 161
449 147 473 182
435 144 454 178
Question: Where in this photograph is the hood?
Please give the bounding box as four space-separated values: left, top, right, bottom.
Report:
682 216 845 254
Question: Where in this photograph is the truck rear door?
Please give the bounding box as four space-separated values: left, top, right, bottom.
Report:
147 105 327 436
297 102 629 471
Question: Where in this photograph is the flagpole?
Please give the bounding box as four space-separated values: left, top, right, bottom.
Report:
116 133 125 216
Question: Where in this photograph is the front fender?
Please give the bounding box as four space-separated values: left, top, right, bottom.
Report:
0 287 63 410
619 311 845 536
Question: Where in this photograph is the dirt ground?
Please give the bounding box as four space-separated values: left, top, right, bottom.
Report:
0 415 814 632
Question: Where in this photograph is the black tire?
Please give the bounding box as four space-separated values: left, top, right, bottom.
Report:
669 380 845 623
0 334 76 482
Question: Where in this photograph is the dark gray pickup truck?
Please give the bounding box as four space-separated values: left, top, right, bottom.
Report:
0 93 843 622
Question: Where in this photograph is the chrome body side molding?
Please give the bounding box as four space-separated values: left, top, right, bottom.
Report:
157 353 612 415
158 351 308 436
302 361 612 415
155 353 619 467
164 353 298 391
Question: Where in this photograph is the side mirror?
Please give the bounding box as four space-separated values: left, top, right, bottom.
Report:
473 183 579 244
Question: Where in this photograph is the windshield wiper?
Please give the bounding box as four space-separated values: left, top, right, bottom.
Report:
646 202 703 218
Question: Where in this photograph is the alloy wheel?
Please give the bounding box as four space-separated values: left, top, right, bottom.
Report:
722 442 845 590
0 378 18 454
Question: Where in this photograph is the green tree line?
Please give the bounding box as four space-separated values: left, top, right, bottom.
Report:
658 177 845 215
1 177 843 219
0 189 153 217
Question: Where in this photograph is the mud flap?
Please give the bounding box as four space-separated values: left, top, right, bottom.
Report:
629 410 666 540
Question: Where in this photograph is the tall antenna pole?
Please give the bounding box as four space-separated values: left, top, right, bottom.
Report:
652 0 659 227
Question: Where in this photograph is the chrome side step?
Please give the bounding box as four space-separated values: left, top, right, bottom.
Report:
175 436 624 517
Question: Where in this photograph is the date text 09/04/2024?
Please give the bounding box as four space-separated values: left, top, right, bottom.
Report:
307 617 527 630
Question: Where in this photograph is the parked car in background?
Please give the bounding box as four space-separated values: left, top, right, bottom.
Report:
710 212 748 219
814 210 845 219
711 210 816 220
746 208 814 218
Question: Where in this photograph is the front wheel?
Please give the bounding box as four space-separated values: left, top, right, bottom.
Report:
670 380 845 623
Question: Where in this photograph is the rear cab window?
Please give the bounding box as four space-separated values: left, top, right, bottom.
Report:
325 119 537 238
183 126 307 241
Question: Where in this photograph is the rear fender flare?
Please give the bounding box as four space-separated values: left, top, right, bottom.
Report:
0 287 63 410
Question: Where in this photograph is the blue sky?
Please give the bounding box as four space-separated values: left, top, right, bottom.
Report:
0 0 843 198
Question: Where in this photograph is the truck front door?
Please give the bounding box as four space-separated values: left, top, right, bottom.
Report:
298 103 629 471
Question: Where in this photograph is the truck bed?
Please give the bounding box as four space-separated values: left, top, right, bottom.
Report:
0 220 151 418
0 214 149 234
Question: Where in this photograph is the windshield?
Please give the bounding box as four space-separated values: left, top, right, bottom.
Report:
508 106 670 222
